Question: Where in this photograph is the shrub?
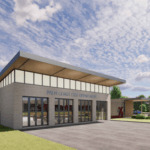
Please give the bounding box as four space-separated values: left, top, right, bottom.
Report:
136 114 145 119
131 115 136 118
146 116 150 119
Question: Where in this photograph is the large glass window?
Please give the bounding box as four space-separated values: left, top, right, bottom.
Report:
22 97 28 127
4 78 5 86
81 82 85 91
51 76 57 87
9 73 11 84
55 99 73 124
25 72 33 84
12 70 14 83
64 79 69 89
43 75 50 86
106 87 109 94
70 80 75 89
6 76 8 86
58 77 63 88
91 84 94 92
76 81 80 90
95 85 98 93
86 83 90 91
34 73 42 85
15 70 24 83
103 86 106 93
22 97 48 127
96 101 107 120
99 85 102 93
78 100 92 122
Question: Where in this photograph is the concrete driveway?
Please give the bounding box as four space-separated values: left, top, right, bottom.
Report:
24 121 150 150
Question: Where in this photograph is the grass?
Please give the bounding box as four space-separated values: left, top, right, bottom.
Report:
0 126 76 150
111 118 150 123
0 125 14 132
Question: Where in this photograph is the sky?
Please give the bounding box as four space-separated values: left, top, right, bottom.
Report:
1 0 150 98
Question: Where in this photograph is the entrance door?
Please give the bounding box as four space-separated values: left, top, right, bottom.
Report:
96 101 107 120
22 97 48 127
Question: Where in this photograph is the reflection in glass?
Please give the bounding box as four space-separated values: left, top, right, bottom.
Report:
55 99 73 124
22 97 48 127
78 100 92 122
96 101 107 120
23 112 28 127
23 97 28 127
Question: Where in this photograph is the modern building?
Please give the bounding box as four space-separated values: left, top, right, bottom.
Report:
0 51 126 130
111 97 150 118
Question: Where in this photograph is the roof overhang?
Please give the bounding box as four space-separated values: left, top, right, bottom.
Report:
0 51 126 86
124 97 150 102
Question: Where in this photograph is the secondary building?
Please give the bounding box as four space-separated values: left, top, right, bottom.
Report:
0 51 126 130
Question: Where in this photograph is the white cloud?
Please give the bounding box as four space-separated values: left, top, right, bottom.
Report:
13 0 61 25
136 55 149 63
132 85 150 92
0 60 8 68
118 82 133 90
135 72 150 81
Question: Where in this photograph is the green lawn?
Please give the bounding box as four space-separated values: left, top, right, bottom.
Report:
0 125 14 132
0 130 76 150
111 118 150 123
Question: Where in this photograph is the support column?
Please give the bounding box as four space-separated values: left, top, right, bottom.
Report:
141 102 142 114
49 96 55 126
92 100 96 121
149 101 150 114
73 98 78 123
106 94 111 120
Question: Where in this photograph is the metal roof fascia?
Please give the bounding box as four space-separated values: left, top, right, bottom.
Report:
0 51 20 77
19 51 126 83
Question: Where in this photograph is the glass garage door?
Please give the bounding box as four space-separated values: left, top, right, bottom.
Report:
55 99 73 124
96 101 107 120
22 97 48 127
78 100 92 122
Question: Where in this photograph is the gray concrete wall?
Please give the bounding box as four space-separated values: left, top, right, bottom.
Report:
0 87 1 125
0 84 14 128
111 98 125 116
1 83 111 129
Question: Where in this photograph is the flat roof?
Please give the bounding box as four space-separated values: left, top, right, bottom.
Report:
112 97 150 102
0 51 126 86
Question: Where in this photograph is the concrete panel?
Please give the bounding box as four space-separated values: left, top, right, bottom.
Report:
92 100 96 121
125 101 133 117
0 84 14 128
111 99 124 116
106 94 111 120
73 98 78 123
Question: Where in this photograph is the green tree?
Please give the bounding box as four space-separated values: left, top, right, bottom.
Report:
110 86 122 99
121 96 129 98
139 104 147 112
148 96 150 98
136 95 146 98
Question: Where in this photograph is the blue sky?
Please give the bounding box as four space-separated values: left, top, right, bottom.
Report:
1 0 150 98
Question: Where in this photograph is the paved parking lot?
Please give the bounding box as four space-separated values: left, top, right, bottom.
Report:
24 121 150 150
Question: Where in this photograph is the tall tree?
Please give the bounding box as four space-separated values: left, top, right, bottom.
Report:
136 95 146 98
110 86 122 99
